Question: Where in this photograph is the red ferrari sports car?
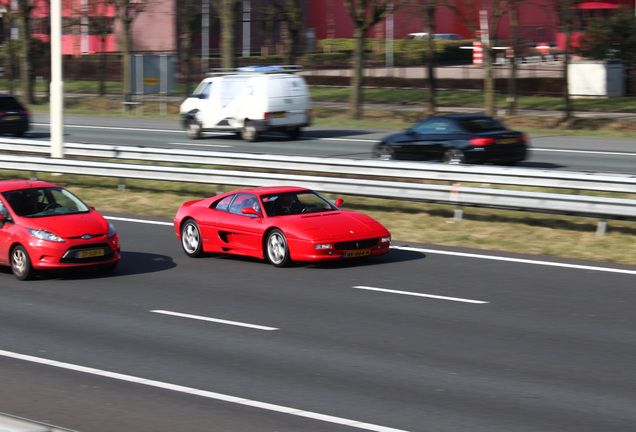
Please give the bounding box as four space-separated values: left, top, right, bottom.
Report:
0 180 120 280
174 186 391 267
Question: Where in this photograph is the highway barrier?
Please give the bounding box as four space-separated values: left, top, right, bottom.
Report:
2 138 636 235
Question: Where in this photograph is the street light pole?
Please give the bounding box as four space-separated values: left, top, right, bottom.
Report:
50 0 64 158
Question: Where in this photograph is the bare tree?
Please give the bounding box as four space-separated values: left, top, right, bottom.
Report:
113 0 147 102
550 0 584 120
177 0 202 94
343 0 393 120
212 0 239 69
87 1 117 97
15 0 35 104
447 0 510 117
0 2 17 94
265 0 303 64
405 0 445 116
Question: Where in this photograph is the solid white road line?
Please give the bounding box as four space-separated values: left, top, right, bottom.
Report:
391 245 636 276
105 216 636 276
151 310 279 331
0 350 408 432
352 286 488 304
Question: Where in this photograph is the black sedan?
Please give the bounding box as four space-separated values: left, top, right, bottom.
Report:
0 93 29 137
374 114 528 165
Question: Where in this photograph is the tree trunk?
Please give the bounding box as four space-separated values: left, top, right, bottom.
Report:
484 44 495 117
219 0 236 69
349 27 365 120
122 18 132 102
425 5 436 116
506 3 519 115
16 8 32 104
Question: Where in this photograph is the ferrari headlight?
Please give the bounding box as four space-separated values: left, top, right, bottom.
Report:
107 222 117 238
381 236 391 243
27 228 65 243
314 243 333 249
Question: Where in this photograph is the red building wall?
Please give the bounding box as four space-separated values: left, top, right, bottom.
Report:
307 0 634 46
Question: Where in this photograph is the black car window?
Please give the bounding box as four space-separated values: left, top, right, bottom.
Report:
459 117 506 133
0 96 24 111
412 119 454 134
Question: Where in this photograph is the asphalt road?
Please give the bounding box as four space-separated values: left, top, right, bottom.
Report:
1 215 636 432
28 114 636 174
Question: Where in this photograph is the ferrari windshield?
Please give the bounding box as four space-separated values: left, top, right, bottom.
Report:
260 190 338 217
2 187 91 218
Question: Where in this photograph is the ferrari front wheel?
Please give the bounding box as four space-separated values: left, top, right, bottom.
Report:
266 229 291 267
181 220 203 257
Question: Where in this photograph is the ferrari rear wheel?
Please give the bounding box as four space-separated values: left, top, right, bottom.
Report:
11 245 35 281
181 220 203 257
266 229 291 267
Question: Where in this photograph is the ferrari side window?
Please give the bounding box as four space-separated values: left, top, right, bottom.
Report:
228 194 260 215
213 195 234 212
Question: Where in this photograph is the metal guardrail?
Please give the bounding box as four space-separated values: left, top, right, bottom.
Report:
1 152 636 238
3 137 636 194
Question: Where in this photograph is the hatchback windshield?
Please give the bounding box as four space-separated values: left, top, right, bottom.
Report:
2 187 90 217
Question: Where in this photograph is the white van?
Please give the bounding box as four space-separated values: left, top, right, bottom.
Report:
179 65 311 141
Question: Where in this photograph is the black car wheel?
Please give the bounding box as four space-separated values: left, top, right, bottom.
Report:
11 245 35 281
374 143 396 160
266 229 291 267
443 148 465 164
181 219 203 257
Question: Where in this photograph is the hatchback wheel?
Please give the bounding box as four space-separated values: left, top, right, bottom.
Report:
266 229 291 267
181 220 203 257
11 245 35 281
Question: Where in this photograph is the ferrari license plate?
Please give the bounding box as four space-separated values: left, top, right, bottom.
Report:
344 249 371 258
500 138 517 144
77 249 105 259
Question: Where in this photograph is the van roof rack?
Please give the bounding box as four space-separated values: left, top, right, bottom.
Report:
207 65 304 76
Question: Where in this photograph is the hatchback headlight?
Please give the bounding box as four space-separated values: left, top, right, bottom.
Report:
27 228 65 243
107 222 117 238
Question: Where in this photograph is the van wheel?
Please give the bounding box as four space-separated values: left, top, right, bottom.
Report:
287 126 301 140
241 121 258 142
186 119 202 139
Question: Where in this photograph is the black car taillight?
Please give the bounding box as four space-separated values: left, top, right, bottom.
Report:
470 137 497 146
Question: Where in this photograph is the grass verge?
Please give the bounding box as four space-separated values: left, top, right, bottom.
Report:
2 171 635 266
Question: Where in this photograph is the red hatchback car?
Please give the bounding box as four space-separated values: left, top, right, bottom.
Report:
174 186 391 267
0 180 120 280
